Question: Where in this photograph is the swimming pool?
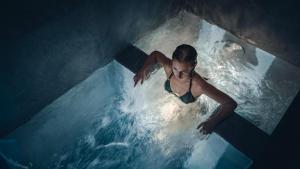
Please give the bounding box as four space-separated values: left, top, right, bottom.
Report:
6 60 252 169
134 10 300 134
4 10 300 169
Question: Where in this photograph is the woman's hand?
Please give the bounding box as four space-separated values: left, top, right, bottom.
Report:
133 51 170 87
133 67 148 87
196 118 217 135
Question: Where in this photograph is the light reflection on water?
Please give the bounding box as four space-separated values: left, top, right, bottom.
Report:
134 10 300 134
51 11 300 168
6 10 299 169
50 59 246 169
46 58 218 169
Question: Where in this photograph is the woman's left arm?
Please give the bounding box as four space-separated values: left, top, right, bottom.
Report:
196 80 237 134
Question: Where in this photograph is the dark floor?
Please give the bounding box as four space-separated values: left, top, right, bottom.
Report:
253 91 300 169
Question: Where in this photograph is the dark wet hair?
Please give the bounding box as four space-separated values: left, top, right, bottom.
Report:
172 44 197 65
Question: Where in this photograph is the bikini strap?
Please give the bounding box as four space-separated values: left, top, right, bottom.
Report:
168 71 173 80
188 71 194 91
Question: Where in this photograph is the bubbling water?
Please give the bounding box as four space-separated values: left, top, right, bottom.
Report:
49 10 300 169
134 10 300 134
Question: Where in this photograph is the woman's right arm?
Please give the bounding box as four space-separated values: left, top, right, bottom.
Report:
133 51 171 87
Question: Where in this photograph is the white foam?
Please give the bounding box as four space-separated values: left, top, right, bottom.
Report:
95 142 129 149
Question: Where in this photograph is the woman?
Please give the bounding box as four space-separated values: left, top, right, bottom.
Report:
133 44 237 134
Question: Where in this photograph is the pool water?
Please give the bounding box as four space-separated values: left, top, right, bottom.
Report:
5 60 252 169
5 10 300 169
134 10 300 134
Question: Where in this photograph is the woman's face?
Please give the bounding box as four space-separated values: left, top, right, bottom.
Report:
171 59 195 81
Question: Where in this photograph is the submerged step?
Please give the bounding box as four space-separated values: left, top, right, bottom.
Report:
115 44 149 73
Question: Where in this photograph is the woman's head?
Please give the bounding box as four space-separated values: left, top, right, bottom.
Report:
171 44 197 80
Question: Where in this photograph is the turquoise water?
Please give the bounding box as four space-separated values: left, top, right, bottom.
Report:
5 61 252 169
134 11 300 134
47 61 252 169
6 10 300 169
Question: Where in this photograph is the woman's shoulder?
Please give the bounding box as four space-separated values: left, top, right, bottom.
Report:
191 72 209 95
151 50 172 67
150 51 172 75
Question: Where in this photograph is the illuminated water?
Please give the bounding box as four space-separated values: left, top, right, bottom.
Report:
4 10 300 168
5 61 251 168
134 10 300 134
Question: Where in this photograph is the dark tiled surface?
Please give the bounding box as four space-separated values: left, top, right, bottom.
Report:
180 0 300 68
252 91 300 169
215 113 269 164
0 0 177 137
0 156 10 169
115 44 149 73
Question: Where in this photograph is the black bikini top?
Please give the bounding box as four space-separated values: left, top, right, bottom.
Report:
164 71 197 104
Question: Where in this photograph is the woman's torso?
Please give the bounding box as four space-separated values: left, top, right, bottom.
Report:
164 70 198 104
160 57 207 104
